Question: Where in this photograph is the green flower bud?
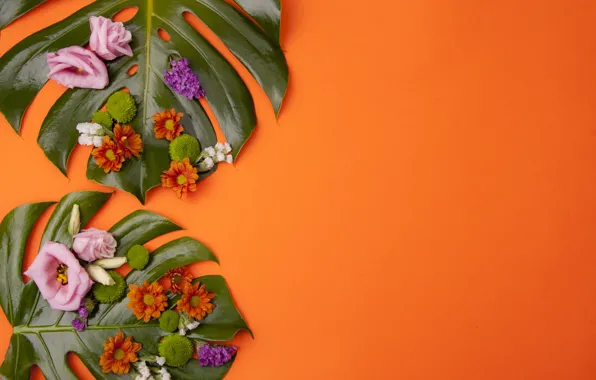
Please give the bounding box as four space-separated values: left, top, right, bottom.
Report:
169 134 201 162
126 245 150 270
158 334 193 367
93 271 126 304
92 111 113 130
106 91 137 123
159 310 180 333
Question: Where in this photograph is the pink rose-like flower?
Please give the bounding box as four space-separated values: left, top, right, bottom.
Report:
89 16 133 61
24 242 93 311
73 228 117 262
46 46 109 89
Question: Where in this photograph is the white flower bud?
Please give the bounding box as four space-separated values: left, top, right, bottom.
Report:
68 204 80 235
159 368 171 380
94 257 127 269
76 123 92 134
156 356 166 366
92 135 104 147
214 142 225 152
86 264 115 285
225 154 233 164
197 157 215 172
224 142 232 154
186 320 200 331
216 152 225 162
78 134 93 146
89 123 104 136
205 147 216 157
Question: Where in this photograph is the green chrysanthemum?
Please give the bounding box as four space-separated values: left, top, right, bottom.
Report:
126 244 149 270
92 111 113 130
159 310 180 333
92 271 126 304
169 134 201 162
106 91 137 123
158 334 194 367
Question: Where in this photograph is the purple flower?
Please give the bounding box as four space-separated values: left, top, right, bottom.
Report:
164 58 206 100
72 318 86 331
78 306 89 318
198 344 237 367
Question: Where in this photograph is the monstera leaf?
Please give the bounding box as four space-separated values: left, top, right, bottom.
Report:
0 0 287 203
0 191 250 380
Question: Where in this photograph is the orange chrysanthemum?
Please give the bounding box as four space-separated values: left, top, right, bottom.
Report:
99 331 141 374
165 266 193 294
114 124 143 158
176 282 215 320
160 158 199 198
152 108 184 141
92 136 125 173
127 281 168 322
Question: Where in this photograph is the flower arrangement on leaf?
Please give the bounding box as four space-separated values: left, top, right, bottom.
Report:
152 106 234 199
78 89 144 173
25 206 129 324
2 0 289 204
46 16 131 89
44 14 234 200
0 191 250 379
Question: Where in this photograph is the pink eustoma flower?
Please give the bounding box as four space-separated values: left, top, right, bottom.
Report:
73 228 117 262
24 242 94 311
46 46 109 89
89 16 133 61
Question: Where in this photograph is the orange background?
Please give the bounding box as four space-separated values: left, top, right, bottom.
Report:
1 0 596 379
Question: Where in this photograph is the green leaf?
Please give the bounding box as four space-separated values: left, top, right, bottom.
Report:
41 191 112 248
182 276 252 341
235 0 282 44
0 192 249 380
0 335 37 380
0 0 288 203
0 0 46 29
0 201 54 326
108 209 182 257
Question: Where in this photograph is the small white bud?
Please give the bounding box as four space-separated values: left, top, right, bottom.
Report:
89 123 104 136
179 327 187 336
156 356 166 366
205 147 216 157
68 204 80 235
94 257 127 269
197 157 215 172
216 152 225 162
92 135 104 147
76 123 92 134
214 142 225 151
78 134 93 146
186 320 200 331
224 142 232 154
159 368 171 380
86 264 115 285
225 154 233 164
